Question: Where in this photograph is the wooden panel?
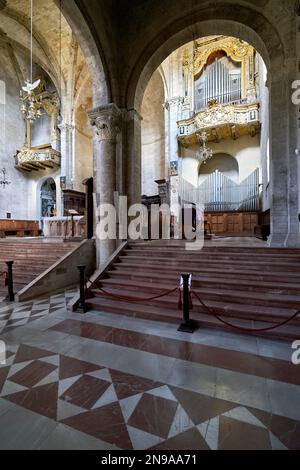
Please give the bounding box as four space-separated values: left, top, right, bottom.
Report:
205 212 259 235
0 220 39 238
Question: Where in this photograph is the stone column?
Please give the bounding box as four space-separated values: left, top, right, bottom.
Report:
268 64 300 247
125 109 142 207
59 123 75 189
89 103 121 265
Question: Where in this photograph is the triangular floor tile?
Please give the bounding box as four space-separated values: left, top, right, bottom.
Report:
148 386 177 402
57 399 85 421
59 355 102 380
119 394 143 423
14 345 54 364
269 432 288 450
41 355 60 366
62 403 133 449
198 416 220 450
92 384 118 409
4 382 58 420
1 380 28 397
35 369 59 387
87 368 112 383
223 407 266 429
8 360 33 378
58 375 81 396
127 425 164 450
168 404 194 438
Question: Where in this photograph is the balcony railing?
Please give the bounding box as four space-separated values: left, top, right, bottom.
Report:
14 147 61 172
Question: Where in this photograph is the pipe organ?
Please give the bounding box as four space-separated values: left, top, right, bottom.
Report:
195 57 242 112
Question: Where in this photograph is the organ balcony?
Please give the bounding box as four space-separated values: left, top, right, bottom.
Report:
14 146 61 172
177 100 261 146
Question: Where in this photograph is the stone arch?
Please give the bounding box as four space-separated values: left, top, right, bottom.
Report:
56 0 111 107
127 4 287 112
199 153 240 185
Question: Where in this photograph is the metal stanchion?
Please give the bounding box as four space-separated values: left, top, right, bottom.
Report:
5 261 15 302
76 265 87 313
178 273 195 333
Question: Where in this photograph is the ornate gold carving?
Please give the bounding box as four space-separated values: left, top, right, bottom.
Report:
178 102 260 145
193 36 255 98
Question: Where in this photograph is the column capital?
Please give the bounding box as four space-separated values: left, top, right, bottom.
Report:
88 103 122 143
164 96 183 110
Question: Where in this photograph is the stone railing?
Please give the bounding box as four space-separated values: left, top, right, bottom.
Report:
14 147 61 172
43 216 86 239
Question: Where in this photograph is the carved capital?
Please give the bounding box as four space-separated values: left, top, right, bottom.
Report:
88 103 121 143
164 97 183 110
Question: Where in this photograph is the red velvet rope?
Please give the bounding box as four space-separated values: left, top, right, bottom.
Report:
95 286 179 303
192 290 300 333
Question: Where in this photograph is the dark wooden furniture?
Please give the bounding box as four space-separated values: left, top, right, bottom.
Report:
0 220 39 238
63 190 86 216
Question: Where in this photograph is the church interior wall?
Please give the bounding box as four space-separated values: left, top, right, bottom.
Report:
141 69 165 196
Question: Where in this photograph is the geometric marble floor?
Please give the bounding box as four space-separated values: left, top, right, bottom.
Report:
0 295 300 450
0 290 76 335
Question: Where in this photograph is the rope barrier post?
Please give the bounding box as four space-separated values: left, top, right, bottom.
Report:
5 261 15 302
178 273 195 333
76 265 87 313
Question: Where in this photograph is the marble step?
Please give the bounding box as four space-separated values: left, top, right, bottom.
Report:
107 269 300 294
119 254 300 271
112 262 300 283
94 279 300 310
87 296 300 341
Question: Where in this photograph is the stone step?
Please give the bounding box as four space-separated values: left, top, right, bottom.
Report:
119 254 300 271
107 269 300 294
112 263 300 283
127 246 300 261
87 296 300 341
94 279 300 310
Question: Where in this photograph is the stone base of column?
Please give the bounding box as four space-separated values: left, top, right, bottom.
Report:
285 232 300 248
268 232 300 248
97 239 117 267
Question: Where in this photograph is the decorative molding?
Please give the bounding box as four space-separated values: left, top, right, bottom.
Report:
164 96 183 110
88 103 121 143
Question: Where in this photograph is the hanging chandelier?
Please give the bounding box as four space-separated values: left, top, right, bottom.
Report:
0 168 11 189
196 131 213 165
19 0 42 124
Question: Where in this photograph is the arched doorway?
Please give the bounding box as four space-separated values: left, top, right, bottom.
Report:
41 178 57 220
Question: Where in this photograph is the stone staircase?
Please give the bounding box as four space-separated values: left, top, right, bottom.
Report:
0 240 78 296
87 241 300 341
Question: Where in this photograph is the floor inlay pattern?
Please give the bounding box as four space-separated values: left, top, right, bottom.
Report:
0 291 76 335
0 343 299 450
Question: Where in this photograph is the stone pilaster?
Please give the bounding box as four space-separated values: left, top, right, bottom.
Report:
59 123 75 189
124 109 142 207
89 103 121 264
268 64 300 247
